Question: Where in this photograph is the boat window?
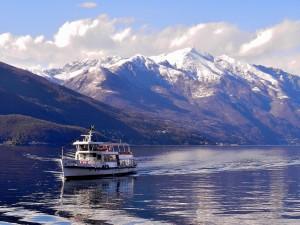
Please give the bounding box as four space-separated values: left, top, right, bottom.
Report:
91 145 98 151
80 145 88 151
103 154 116 162
97 155 102 160
87 153 96 157
119 159 135 167
97 145 109 151
79 153 86 159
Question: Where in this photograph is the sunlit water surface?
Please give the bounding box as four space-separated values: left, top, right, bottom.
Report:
0 145 300 225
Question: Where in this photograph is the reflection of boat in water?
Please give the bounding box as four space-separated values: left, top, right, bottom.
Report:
57 176 136 224
61 126 137 180
61 176 135 197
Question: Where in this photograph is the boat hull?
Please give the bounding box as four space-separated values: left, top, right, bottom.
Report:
62 165 137 180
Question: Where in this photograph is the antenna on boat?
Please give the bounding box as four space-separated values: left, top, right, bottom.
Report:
85 125 95 142
90 125 95 131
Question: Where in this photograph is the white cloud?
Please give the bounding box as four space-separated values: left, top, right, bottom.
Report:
0 33 11 46
34 35 45 44
112 28 131 42
15 35 32 50
239 20 300 57
54 18 99 47
0 14 300 74
79 2 97 9
240 29 273 55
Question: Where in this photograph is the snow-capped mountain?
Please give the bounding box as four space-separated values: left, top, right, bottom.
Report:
39 48 300 144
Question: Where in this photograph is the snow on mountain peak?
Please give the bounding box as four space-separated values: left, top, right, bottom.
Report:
150 48 225 85
215 54 279 86
37 47 292 101
109 54 158 73
151 47 214 67
126 54 149 64
216 54 237 64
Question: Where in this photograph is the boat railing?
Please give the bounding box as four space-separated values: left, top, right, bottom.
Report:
119 159 137 168
65 153 75 158
75 143 132 154
63 158 104 168
63 157 137 168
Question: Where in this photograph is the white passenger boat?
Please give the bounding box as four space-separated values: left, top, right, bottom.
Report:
61 126 137 180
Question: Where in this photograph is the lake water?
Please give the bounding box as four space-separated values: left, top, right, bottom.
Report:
0 145 300 225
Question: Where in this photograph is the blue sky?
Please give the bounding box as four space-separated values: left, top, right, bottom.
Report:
1 0 300 74
1 0 300 37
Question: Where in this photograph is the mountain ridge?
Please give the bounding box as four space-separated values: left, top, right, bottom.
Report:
37 48 300 144
0 61 210 145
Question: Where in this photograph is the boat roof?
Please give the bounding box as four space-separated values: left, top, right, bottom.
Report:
76 150 119 154
72 141 129 146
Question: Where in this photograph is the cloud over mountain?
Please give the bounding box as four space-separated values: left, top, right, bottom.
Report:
0 14 300 74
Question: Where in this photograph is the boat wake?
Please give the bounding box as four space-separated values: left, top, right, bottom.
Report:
23 153 59 162
136 148 300 176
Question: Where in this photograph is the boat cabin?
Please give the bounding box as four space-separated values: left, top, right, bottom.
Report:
70 128 135 168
